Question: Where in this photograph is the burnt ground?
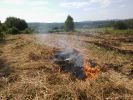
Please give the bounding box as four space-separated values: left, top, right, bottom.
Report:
0 33 133 100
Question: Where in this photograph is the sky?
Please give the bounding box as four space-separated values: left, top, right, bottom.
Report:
0 0 133 22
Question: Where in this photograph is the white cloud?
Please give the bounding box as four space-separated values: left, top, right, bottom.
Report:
60 2 89 8
0 0 132 22
60 0 112 9
0 5 67 22
90 0 111 7
90 0 126 8
83 7 95 11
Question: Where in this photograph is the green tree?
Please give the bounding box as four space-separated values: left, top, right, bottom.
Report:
113 21 128 30
4 17 28 32
64 15 74 32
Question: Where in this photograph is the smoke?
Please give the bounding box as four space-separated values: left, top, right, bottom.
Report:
36 32 86 67
35 30 100 79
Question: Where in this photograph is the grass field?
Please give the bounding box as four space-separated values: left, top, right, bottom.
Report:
77 28 133 36
0 33 133 100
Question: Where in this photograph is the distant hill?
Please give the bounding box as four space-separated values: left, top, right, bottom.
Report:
28 19 133 33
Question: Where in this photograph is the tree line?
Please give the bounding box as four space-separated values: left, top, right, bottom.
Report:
50 16 133 32
1 16 132 39
1 15 75 37
108 19 133 30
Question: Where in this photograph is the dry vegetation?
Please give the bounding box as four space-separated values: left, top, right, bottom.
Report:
0 33 133 100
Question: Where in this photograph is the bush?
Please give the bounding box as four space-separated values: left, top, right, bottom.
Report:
48 27 64 33
113 21 128 30
0 24 5 39
0 32 5 40
0 30 1 36
1 17 32 35
21 28 33 34
6 27 19 34
4 17 28 32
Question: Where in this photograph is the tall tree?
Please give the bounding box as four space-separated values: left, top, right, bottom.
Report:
64 15 74 32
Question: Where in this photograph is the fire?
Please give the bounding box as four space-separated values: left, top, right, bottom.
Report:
83 58 100 79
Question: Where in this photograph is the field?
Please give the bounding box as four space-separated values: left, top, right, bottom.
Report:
0 32 133 100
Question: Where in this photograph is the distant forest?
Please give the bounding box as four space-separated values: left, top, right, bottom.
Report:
28 19 133 33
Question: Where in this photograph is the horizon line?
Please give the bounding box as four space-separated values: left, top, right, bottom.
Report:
27 17 133 23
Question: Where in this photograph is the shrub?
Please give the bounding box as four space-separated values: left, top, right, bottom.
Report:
4 17 28 32
126 19 133 29
6 27 19 34
0 22 2 38
0 25 5 40
113 21 128 30
21 28 33 34
0 32 5 40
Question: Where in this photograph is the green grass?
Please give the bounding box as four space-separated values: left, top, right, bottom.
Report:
103 28 133 35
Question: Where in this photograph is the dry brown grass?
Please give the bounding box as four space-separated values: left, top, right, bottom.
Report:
0 34 133 100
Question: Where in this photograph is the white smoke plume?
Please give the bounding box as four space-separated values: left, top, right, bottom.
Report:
36 32 87 67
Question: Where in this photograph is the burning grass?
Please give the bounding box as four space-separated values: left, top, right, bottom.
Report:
53 49 100 80
83 58 100 79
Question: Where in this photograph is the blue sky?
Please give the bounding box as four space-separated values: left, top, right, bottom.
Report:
0 0 133 22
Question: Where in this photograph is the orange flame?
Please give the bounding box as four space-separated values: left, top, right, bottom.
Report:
83 58 100 79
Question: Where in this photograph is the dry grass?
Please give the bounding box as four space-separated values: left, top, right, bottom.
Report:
0 34 133 100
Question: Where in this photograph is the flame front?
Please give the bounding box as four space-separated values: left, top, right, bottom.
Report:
83 58 100 79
